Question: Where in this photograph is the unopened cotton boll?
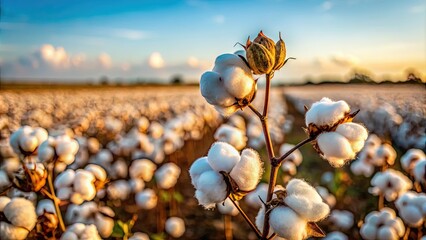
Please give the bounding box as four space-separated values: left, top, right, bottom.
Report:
3 197 37 231
155 162 181 189
165 217 185 238
400 149 425 174
270 206 308 240
136 189 157 209
229 148 263 191
207 142 240 173
217 198 239 216
214 124 247 150
305 98 350 127
189 157 213 188
129 159 157 182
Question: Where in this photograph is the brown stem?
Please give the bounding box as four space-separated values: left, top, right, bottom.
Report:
378 193 384 210
403 227 411 240
47 168 66 232
224 214 233 240
228 197 262 239
273 137 314 165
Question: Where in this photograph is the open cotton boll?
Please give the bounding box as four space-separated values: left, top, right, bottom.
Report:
129 159 157 182
324 231 348 240
195 171 228 208
350 158 374 177
281 161 297 175
284 193 330 222
229 148 263 191
317 132 355 167
217 198 239 216
370 169 413 201
245 183 268 208
129 178 145 193
328 210 354 230
315 186 336 208
165 217 185 238
286 179 323 203
375 143 397 166
305 98 350 127
399 205 423 227
279 143 303 166
0 222 30 240
221 67 254 99
189 157 213 188
107 180 131 200
61 223 101 240
37 139 55 162
360 208 405 240
414 160 426 184
270 206 308 240
136 189 157 209
335 122 368 153
395 191 426 227
155 163 181 189
207 142 240 173
94 213 114 238
213 53 250 73
214 124 247 150
85 164 107 182
400 149 425 173
4 197 37 230
0 196 11 212
36 199 56 216
129 232 150 240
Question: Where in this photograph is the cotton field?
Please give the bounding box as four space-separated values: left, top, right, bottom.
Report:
0 83 425 239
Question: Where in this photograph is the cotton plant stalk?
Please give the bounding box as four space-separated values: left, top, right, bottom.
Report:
195 31 368 240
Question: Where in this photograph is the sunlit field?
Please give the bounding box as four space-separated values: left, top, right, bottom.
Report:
1 83 424 239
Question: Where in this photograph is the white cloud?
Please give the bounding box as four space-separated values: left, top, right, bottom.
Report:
331 53 359 67
148 52 165 69
321 1 333 11
409 4 425 14
98 53 112 69
213 15 225 24
40 44 70 68
110 28 151 40
187 56 199 68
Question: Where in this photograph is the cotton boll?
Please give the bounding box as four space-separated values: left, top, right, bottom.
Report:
399 205 423 227
317 132 355 167
37 140 55 162
281 161 297 175
57 187 73 200
286 179 323 203
107 180 131 200
229 148 263 191
350 159 374 177
195 171 228 208
324 231 348 240
377 227 399 240
305 98 350 127
94 213 114 238
279 143 303 166
269 206 308 240
315 186 336 208
400 149 425 173
284 194 330 222
165 217 185 238
335 122 368 153
129 178 145 193
19 135 38 153
245 183 268 208
0 196 11 211
155 163 181 189
0 222 29 240
129 159 157 182
214 124 247 150
328 210 354 230
85 164 107 182
375 143 397 166
360 223 377 240
129 232 150 240
221 66 254 99
4 197 37 230
217 198 239 216
136 189 158 209
36 199 55 216
111 159 128 179
207 142 240 173
213 53 250 74
189 157 213 188
414 160 426 184
370 169 413 201
0 170 10 189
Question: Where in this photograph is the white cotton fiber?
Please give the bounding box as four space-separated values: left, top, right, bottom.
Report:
189 157 213 188
129 159 157 182
155 163 181 189
165 217 185 238
284 194 329 222
400 149 425 172
269 206 308 240
207 142 240 173
286 179 323 203
414 160 426 183
229 148 263 191
399 205 423 227
214 124 247 150
222 67 254 99
0 222 29 240
335 122 368 153
217 198 239 216
245 183 268 208
0 196 11 212
305 98 350 127
195 170 227 208
200 71 234 106
36 199 55 216
4 197 37 230
136 189 157 210
85 164 107 182
317 132 354 167
279 143 303 165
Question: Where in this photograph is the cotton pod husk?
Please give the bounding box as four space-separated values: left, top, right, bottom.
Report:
165 217 185 238
229 148 263 191
207 142 240 173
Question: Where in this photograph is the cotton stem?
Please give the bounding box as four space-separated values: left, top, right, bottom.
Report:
228 197 262 239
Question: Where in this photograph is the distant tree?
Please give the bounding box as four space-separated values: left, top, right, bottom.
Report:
171 75 184 85
405 69 422 84
99 76 109 85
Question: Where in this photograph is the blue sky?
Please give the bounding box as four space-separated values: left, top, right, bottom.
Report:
1 0 425 83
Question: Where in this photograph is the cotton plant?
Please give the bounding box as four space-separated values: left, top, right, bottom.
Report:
369 169 413 202
327 209 354 231
60 223 101 240
0 197 37 240
400 148 426 176
214 124 248 150
395 191 426 227
360 207 405 240
193 31 372 239
189 141 263 209
155 162 181 189
9 125 48 157
165 217 186 238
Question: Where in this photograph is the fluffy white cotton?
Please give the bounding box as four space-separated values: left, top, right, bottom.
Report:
328 209 354 230
395 191 426 227
195 171 228 209
229 148 263 191
71 170 97 204
324 231 348 240
281 161 297 175
165 217 185 238
360 208 405 240
245 183 268 208
414 160 426 184
107 180 131 200
207 142 240 173
189 157 213 188
284 179 329 222
60 223 101 240
155 162 181 189
317 131 359 167
315 186 336 208
370 169 413 201
279 143 303 166
200 53 255 116
335 122 368 153
36 199 56 216
85 164 107 182
350 158 375 177
10 126 48 155
400 149 425 173
0 222 29 240
129 159 157 182
0 170 10 189
217 198 239 216
129 232 150 240
375 143 397 166
136 189 158 209
270 206 308 240
3 197 37 230
214 124 247 150
0 196 11 212
305 98 350 127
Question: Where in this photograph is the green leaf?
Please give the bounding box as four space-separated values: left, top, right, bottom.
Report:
151 232 166 240
173 191 184 203
160 190 171 202
111 221 125 238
